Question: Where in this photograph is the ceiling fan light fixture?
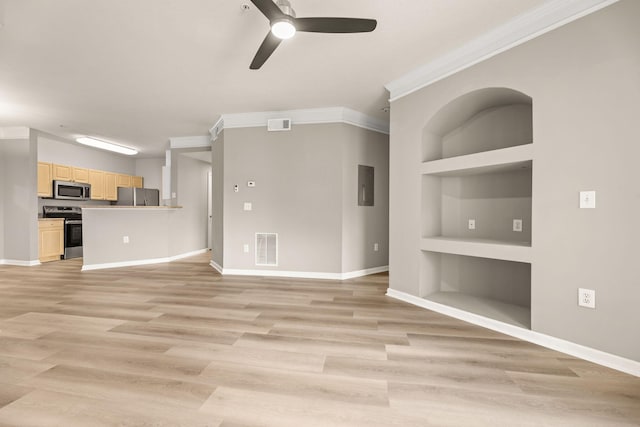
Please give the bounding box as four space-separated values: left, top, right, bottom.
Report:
271 19 296 39
76 137 138 156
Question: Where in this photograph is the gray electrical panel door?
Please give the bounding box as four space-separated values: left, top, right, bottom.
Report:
358 165 374 206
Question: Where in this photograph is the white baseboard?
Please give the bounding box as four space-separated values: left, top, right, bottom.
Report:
0 259 41 267
214 265 389 281
386 288 640 378
81 249 208 271
210 260 223 274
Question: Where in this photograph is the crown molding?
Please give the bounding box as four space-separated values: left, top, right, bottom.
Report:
385 0 619 102
209 107 389 138
169 135 211 149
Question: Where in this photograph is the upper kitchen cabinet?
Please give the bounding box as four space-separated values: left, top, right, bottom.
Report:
105 172 118 201
37 162 53 197
88 169 105 200
116 174 131 188
131 175 143 188
52 164 73 181
72 167 90 183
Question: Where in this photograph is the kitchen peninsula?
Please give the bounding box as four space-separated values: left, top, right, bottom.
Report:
81 206 205 271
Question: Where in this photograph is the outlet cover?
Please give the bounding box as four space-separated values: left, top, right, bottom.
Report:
468 219 476 230
243 202 252 211
578 288 596 309
580 191 596 209
243 244 250 253
374 243 379 251
123 236 129 244
513 219 523 232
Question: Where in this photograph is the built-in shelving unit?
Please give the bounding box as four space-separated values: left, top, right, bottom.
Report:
419 88 533 329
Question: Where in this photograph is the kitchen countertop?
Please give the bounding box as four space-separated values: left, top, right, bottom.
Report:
80 206 182 209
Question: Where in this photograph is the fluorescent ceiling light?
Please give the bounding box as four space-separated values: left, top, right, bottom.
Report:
271 20 296 39
76 137 138 156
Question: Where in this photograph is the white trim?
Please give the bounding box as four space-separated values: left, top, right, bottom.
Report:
0 259 41 267
211 107 389 136
209 117 224 142
0 126 30 139
386 288 640 378
81 249 208 271
169 136 211 149
340 265 389 280
209 260 223 274
218 265 389 281
385 0 619 101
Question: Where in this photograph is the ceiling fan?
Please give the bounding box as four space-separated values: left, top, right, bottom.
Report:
249 0 377 69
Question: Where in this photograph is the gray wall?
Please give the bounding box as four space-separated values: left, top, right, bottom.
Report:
222 124 343 273
212 131 224 267
389 0 640 361
135 158 164 191
0 141 5 260
37 131 136 174
218 123 389 275
1 136 39 262
169 153 210 255
341 125 389 273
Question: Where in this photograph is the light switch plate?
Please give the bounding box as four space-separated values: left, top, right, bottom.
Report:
580 191 596 209
243 244 250 253
243 202 252 211
247 181 256 187
468 219 476 230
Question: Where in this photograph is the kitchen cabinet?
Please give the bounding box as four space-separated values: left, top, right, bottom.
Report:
131 175 143 188
116 174 131 188
73 167 90 183
37 162 53 197
105 172 118 200
38 219 64 263
89 169 105 200
52 164 73 181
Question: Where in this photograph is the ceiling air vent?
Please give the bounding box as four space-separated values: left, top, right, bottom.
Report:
267 118 291 132
255 233 278 266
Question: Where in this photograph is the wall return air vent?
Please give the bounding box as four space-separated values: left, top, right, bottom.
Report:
255 233 278 266
267 118 291 131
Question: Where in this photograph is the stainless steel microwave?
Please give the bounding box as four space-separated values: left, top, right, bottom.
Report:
53 180 91 201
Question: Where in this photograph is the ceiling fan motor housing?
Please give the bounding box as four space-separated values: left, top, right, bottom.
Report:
275 0 296 18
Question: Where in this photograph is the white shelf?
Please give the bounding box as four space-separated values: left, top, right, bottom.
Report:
421 237 532 263
420 143 533 176
425 291 531 329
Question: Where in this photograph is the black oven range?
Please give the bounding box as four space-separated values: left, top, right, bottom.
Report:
42 206 83 259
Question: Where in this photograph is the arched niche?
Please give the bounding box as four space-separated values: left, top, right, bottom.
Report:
422 87 532 162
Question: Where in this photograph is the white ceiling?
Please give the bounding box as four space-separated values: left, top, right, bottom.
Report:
0 0 548 157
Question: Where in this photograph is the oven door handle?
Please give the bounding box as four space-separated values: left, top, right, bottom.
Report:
65 220 83 225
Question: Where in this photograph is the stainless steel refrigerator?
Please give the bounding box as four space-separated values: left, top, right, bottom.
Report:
115 187 160 206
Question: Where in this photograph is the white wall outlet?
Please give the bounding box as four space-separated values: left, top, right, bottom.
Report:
123 236 129 244
234 185 239 193
580 191 596 209
513 219 523 232
243 202 252 211
374 243 379 251
171 192 176 199
468 219 476 230
247 181 256 187
243 244 249 253
578 288 596 309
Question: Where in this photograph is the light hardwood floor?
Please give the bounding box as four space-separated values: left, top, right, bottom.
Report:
0 253 638 426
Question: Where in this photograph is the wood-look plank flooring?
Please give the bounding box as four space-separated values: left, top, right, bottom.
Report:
0 253 638 426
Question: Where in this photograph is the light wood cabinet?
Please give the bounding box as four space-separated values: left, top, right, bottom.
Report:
38 219 64 263
88 169 105 200
72 167 90 183
52 164 73 181
131 175 143 188
37 162 53 197
116 174 131 188
105 172 118 200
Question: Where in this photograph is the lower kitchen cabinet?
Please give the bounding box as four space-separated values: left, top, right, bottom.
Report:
39 219 64 263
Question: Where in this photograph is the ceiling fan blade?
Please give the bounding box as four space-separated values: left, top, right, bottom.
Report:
250 0 284 21
294 17 377 33
250 32 283 70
